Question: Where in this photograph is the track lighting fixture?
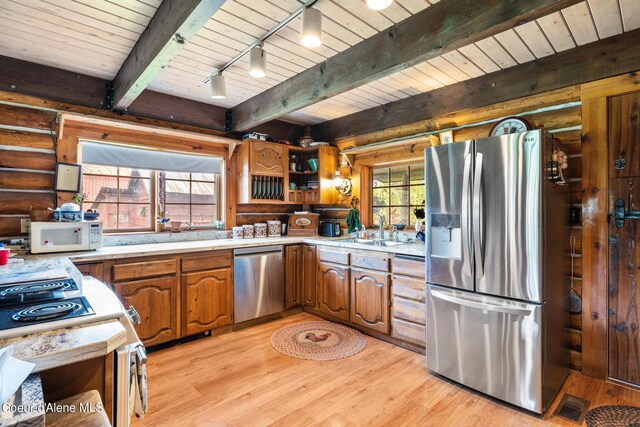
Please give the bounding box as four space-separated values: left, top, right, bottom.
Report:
249 45 267 78
209 73 226 99
367 0 393 10
300 7 322 48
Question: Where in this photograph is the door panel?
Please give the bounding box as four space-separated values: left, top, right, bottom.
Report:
608 91 640 386
426 285 543 413
182 268 232 336
303 245 317 308
350 269 389 333
425 140 473 290
475 131 542 302
318 261 349 321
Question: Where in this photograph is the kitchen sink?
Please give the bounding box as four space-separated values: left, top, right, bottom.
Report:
345 238 376 245
344 238 406 247
374 241 405 247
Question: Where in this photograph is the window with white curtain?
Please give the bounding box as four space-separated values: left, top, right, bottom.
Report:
80 141 223 232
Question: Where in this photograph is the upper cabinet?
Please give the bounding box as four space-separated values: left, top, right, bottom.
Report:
246 140 287 176
237 138 339 205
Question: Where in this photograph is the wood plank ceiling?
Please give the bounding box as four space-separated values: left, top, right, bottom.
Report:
0 0 638 127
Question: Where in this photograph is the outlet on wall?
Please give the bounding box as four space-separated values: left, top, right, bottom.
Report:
21 218 31 234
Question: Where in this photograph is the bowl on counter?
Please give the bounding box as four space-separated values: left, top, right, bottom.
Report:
392 224 406 230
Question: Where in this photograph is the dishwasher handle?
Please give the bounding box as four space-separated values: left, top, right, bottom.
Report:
233 245 283 256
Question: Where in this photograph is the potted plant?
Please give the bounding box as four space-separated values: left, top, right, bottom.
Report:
413 202 425 231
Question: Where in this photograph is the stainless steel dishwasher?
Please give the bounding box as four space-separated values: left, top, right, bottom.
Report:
233 245 284 323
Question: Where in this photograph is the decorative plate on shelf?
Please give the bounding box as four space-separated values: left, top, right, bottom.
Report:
310 142 329 146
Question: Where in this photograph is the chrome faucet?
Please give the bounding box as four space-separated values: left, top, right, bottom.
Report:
374 213 386 240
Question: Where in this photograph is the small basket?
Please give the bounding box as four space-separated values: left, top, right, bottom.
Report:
53 210 83 222
29 209 53 222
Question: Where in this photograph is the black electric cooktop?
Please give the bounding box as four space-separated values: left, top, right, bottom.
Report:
0 296 95 331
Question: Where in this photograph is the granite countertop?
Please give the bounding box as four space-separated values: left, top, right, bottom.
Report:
0 319 127 373
63 235 425 263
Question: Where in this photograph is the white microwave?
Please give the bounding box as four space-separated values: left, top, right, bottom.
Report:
29 221 103 254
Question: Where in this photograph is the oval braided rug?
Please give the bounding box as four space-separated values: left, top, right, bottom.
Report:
586 406 640 427
270 321 366 361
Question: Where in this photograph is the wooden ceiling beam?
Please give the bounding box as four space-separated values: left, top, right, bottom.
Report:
0 55 304 141
230 0 583 131
110 0 226 110
313 28 640 145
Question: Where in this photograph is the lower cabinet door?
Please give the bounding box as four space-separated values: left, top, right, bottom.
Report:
302 245 317 308
318 261 349 321
115 276 178 346
285 245 303 308
182 268 233 336
350 269 390 334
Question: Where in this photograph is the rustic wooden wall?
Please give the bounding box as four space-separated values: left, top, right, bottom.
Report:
0 104 58 237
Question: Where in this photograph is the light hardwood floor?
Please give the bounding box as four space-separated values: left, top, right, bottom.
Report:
132 313 640 426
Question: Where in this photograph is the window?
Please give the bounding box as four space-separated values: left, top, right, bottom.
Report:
372 164 425 228
80 141 223 232
84 165 153 231
161 172 218 226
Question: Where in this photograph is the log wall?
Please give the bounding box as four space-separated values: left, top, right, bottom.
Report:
0 105 58 236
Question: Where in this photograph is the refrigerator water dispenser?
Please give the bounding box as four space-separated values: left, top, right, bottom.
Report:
430 214 461 260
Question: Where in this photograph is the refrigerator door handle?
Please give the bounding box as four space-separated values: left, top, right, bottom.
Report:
430 289 532 316
473 152 484 278
461 153 472 278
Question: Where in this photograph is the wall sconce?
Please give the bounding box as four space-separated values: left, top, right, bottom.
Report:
334 170 352 195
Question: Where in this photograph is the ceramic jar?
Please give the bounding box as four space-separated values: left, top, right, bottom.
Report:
267 220 281 237
254 223 267 237
242 224 255 238
232 226 244 239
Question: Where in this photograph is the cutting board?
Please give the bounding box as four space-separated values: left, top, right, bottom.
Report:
0 269 69 286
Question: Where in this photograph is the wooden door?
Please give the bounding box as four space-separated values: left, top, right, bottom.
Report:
318 261 349 321
351 269 389 333
182 268 233 336
303 245 317 308
285 245 303 308
608 91 640 386
114 276 178 346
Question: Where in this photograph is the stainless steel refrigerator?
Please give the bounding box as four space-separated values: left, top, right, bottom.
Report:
425 130 569 414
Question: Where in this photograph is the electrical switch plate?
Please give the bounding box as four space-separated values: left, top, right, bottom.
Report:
21 219 31 233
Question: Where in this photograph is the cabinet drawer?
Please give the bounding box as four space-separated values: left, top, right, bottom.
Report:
112 258 177 282
318 248 349 265
391 317 426 347
351 253 390 272
392 275 426 302
392 256 425 279
392 296 426 325
181 251 232 273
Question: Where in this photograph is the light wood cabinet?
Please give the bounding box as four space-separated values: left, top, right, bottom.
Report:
285 245 303 308
114 276 178 346
287 145 339 205
390 256 426 347
303 245 317 308
317 261 350 321
181 267 232 336
248 140 287 176
350 268 390 333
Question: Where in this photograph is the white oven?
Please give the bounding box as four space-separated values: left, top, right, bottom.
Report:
29 221 103 253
